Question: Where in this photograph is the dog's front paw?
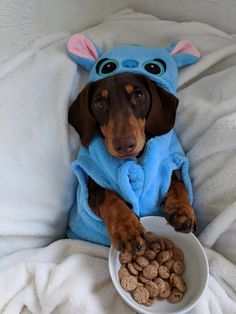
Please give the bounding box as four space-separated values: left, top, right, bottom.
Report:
164 199 196 233
109 212 146 253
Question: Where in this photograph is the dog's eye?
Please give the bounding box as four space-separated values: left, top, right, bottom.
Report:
96 58 118 76
133 89 145 103
94 99 107 111
143 58 166 76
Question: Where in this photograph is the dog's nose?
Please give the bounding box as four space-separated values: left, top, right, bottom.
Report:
112 136 137 156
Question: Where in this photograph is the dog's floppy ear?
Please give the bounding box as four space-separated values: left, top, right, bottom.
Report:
68 84 96 146
145 79 179 136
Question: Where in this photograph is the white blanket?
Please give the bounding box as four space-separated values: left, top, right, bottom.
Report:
1 9 236 313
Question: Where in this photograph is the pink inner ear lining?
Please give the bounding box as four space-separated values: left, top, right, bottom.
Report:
67 34 99 60
171 40 200 57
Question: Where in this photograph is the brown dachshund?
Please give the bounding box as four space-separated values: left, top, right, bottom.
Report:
69 73 196 252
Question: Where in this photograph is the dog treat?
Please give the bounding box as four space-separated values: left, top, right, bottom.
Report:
118 266 131 279
172 247 184 261
119 252 133 264
134 262 143 272
145 281 159 298
139 273 151 284
173 260 185 275
145 232 158 244
150 260 159 268
157 250 170 264
142 264 158 280
158 281 171 298
170 273 186 293
149 242 161 254
127 263 139 276
120 275 138 292
164 259 174 270
162 238 175 250
132 286 150 304
143 249 156 261
168 288 184 303
136 256 149 268
144 297 156 307
158 265 170 279
118 232 187 306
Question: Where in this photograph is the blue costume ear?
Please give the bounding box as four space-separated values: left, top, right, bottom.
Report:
67 34 104 71
167 40 201 68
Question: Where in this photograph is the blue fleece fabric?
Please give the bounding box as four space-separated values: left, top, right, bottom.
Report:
67 131 193 246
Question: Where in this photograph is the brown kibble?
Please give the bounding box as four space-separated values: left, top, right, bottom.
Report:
172 247 184 261
118 266 130 279
163 238 175 250
143 249 156 261
145 232 158 244
173 261 185 275
159 281 171 298
168 250 173 260
164 259 174 270
157 251 170 264
158 265 170 279
142 265 158 280
118 235 186 307
149 242 161 254
127 263 139 276
144 297 156 306
168 288 184 303
145 281 159 298
134 262 143 272
136 256 149 268
132 286 150 304
120 275 138 292
138 273 151 284
159 239 165 251
170 274 186 293
137 282 144 287
119 252 133 264
154 277 166 294
151 260 159 268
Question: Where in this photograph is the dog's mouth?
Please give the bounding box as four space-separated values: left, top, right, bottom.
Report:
112 152 138 159
107 139 146 159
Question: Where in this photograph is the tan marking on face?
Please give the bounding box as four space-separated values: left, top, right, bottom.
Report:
125 84 134 95
101 120 114 155
101 89 109 98
128 115 146 156
101 115 146 158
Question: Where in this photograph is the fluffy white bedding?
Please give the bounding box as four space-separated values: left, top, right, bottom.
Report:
1 8 236 313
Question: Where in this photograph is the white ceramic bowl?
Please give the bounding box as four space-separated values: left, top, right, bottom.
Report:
109 216 209 314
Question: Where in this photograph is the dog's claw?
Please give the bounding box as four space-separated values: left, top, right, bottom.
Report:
119 244 125 253
140 231 147 240
170 211 178 223
183 221 192 231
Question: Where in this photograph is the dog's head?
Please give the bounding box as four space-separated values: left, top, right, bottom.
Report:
68 73 179 158
67 35 200 158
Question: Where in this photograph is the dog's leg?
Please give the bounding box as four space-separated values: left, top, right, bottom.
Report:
88 177 146 252
163 173 196 233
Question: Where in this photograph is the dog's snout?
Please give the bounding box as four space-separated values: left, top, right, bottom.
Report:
112 136 137 156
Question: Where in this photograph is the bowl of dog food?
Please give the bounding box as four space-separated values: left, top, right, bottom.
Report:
109 216 209 314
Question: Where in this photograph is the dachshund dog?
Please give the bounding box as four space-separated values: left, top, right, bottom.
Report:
69 73 196 253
